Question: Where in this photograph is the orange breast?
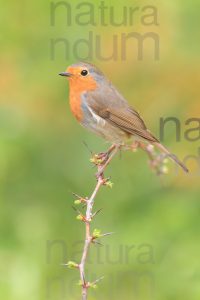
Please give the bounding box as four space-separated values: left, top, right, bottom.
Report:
69 91 83 122
69 76 98 122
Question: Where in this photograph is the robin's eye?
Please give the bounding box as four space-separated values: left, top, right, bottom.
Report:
81 69 88 76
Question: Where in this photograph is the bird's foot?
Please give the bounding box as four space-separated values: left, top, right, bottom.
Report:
94 152 110 179
96 152 110 163
95 145 120 179
94 144 116 166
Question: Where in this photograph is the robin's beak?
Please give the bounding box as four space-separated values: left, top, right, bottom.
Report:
59 72 72 77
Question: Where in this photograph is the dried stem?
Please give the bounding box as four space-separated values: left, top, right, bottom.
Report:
78 144 120 300
66 141 169 299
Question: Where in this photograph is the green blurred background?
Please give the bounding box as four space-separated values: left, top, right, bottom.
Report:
1 0 200 299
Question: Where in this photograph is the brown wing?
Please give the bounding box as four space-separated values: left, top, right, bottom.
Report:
91 105 159 143
86 84 159 143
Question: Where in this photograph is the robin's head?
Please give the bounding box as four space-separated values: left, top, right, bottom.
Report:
59 62 105 91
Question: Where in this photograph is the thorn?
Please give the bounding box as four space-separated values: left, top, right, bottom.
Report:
72 192 88 202
87 276 104 289
72 192 82 198
90 276 104 287
72 206 87 222
92 240 103 246
81 203 87 209
93 276 104 284
72 206 82 215
101 232 115 237
82 140 93 155
92 232 114 244
92 208 103 218
61 261 79 269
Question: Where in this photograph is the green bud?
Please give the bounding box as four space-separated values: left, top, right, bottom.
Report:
90 155 103 165
90 283 98 289
92 229 101 239
76 214 84 221
162 165 169 174
90 157 96 163
105 180 113 188
66 261 78 269
163 158 169 164
74 199 81 205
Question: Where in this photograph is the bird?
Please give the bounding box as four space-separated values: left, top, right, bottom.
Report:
59 62 188 173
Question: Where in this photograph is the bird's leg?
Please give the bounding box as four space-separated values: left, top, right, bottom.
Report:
107 144 116 155
96 145 120 178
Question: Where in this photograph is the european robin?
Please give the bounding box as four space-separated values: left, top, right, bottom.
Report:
59 62 188 173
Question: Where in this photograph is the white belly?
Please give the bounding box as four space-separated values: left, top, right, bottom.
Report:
81 106 129 144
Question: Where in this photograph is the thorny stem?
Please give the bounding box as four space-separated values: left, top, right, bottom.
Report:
68 142 166 299
79 144 120 300
96 146 120 178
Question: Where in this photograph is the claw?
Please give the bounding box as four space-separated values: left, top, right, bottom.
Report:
96 152 109 163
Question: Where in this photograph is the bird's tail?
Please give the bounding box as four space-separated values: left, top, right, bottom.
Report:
154 142 189 173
